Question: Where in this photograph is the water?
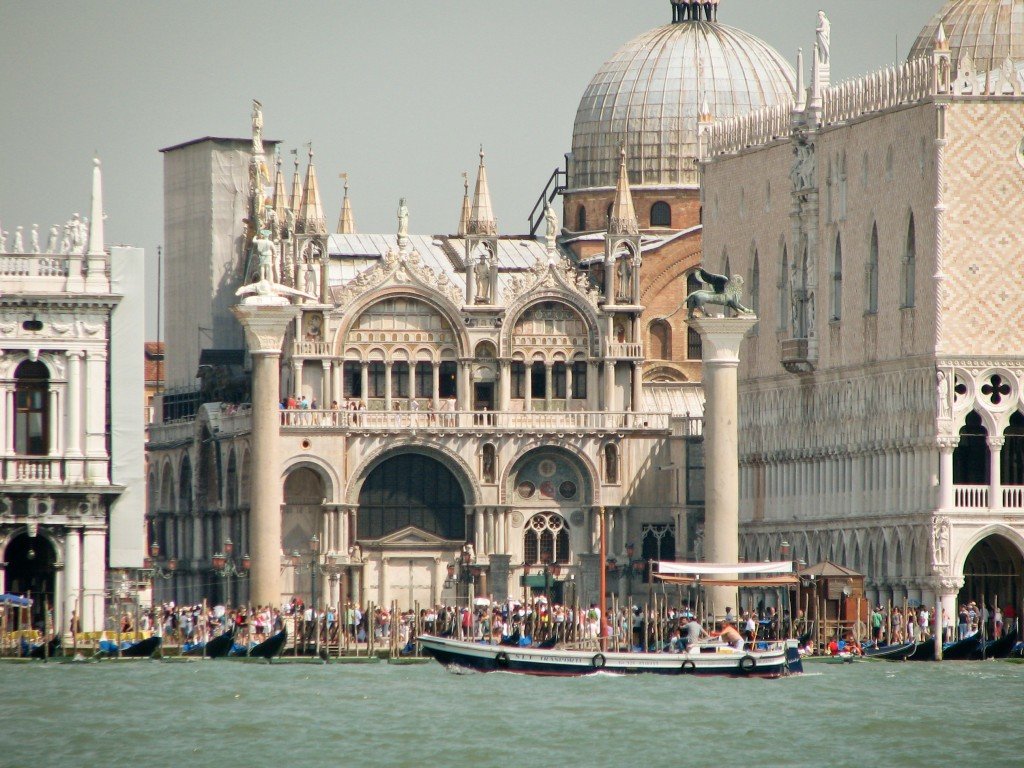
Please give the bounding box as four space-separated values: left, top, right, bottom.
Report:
2 659 1022 768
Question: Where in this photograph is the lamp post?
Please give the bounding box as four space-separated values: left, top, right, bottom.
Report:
291 535 343 655
211 537 250 607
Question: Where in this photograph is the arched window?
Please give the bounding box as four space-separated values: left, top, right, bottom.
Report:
750 252 760 314
552 362 567 399
953 411 988 485
343 361 362 398
686 326 702 360
414 361 432 398
902 214 916 308
867 224 879 314
391 361 409 398
779 245 790 333
604 444 619 483
831 234 843 321
523 513 570 566
510 361 526 399
1001 412 1024 487
576 205 587 231
650 201 671 227
14 360 50 456
368 362 385 398
649 320 671 360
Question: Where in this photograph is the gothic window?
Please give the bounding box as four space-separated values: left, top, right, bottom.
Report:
953 411 988 485
650 320 671 360
368 362 385 398
1001 412 1024 486
831 234 843 321
511 361 526 399
885 146 894 181
438 361 458 399
750 252 760 314
838 151 848 219
391 362 409 398
902 214 916 308
686 438 705 505
523 513 570 566
606 203 613 226
552 362 567 399
650 201 671 227
572 361 587 399
576 205 587 231
604 444 619 483
686 326 702 360
414 362 432 398
343 361 362 398
779 245 790 333
14 360 49 456
866 224 879 314
481 443 496 483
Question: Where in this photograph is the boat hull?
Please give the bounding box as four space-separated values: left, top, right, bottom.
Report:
418 635 800 678
864 641 916 661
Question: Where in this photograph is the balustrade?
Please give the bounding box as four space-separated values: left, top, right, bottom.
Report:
954 484 989 509
3 457 64 483
1002 486 1024 509
292 340 332 357
605 342 643 359
279 408 671 433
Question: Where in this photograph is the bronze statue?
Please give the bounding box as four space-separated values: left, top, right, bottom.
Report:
685 268 753 318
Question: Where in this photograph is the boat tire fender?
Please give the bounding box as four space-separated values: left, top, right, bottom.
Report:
592 653 606 669
680 659 697 674
494 651 510 669
739 654 757 673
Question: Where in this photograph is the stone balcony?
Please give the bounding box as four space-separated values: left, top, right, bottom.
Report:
280 409 674 436
1 456 65 483
604 341 643 360
0 253 70 292
780 337 817 374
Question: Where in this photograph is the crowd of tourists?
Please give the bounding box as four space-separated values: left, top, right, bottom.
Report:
866 598 1016 647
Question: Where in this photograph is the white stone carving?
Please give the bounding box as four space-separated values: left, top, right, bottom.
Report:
333 247 462 312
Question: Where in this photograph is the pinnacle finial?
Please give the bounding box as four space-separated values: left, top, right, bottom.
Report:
468 148 497 236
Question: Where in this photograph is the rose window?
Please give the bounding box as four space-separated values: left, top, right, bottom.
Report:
953 373 969 406
981 374 1012 406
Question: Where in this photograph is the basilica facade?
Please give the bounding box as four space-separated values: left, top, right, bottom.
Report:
701 0 1024 617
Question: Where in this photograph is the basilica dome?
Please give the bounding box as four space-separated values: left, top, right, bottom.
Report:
568 20 795 191
909 0 1024 74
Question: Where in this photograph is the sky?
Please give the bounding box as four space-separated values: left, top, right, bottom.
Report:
0 0 941 337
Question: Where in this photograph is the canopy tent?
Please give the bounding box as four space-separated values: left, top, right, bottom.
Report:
654 574 800 587
654 561 794 576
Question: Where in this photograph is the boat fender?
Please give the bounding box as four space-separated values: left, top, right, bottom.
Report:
494 651 510 668
680 659 697 674
739 654 757 673
592 653 606 669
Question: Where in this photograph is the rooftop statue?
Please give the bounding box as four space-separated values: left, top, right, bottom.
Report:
816 11 831 66
13 226 24 253
397 197 409 240
30 224 40 254
46 225 59 253
236 228 316 305
544 201 558 245
685 267 753 318
252 99 264 156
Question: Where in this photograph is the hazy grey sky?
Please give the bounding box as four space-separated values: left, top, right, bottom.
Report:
0 0 940 336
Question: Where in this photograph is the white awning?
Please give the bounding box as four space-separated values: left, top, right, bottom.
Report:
655 561 794 575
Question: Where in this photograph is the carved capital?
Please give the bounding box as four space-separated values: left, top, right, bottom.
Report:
232 304 300 354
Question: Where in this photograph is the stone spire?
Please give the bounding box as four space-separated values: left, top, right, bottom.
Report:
272 150 288 232
934 22 948 51
297 146 326 235
457 172 471 236
289 151 302 217
467 147 497 236
337 173 355 234
794 48 806 112
608 146 638 235
87 156 105 256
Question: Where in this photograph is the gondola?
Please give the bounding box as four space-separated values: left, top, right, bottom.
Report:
982 629 1018 660
27 637 61 659
120 635 162 658
863 640 915 661
907 633 982 661
184 628 235 658
231 628 287 660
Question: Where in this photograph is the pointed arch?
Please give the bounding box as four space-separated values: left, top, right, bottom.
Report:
866 223 879 314
779 243 790 333
902 212 916 308
831 233 842 321
749 247 760 315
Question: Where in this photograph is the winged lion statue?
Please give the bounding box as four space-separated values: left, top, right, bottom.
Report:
685 268 753 318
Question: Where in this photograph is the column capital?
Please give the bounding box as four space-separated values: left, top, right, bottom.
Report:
690 315 759 364
232 304 300 355
987 437 1005 450
937 436 959 451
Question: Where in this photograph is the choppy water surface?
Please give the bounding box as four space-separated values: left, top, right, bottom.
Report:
3 659 1022 768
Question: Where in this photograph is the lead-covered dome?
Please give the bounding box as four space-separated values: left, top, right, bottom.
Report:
909 0 1024 74
569 20 795 191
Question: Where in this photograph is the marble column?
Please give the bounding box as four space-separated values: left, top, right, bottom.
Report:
83 349 107 482
81 526 106 632
938 438 957 510
64 527 81 640
498 361 511 411
432 364 441 410
544 362 553 409
233 301 300 609
690 315 758 616
631 362 643 412
384 362 393 411
322 360 333 405
360 362 369 407
603 361 615 412
988 437 1003 509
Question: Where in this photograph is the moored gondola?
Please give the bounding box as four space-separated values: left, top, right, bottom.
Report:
982 629 1018 659
232 628 287 660
184 628 235 658
941 632 983 661
120 635 162 658
27 637 61 659
863 640 915 661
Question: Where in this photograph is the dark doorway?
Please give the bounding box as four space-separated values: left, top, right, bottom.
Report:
4 533 57 628
473 382 494 412
953 411 989 485
959 534 1023 618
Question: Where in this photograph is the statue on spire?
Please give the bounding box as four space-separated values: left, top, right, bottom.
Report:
816 11 831 66
251 99 264 157
397 197 410 243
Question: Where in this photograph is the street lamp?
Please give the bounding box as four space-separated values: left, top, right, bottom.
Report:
291 535 343 654
211 537 250 606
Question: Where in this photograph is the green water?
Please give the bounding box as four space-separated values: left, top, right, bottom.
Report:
2 659 1022 768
